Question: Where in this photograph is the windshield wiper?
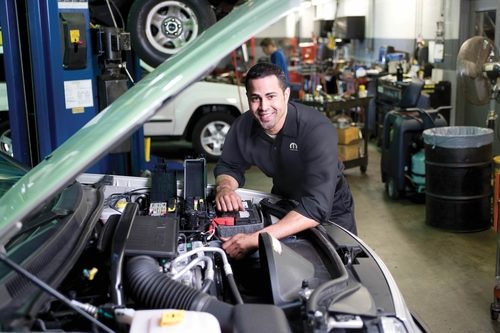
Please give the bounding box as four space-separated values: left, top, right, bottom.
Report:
6 208 73 248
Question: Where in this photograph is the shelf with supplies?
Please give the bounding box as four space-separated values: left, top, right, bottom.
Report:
296 96 372 173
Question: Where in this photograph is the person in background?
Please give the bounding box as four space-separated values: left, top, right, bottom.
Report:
260 38 289 82
214 63 357 259
322 62 341 95
413 40 429 67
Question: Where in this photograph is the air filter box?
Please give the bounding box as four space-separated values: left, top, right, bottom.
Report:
125 215 178 258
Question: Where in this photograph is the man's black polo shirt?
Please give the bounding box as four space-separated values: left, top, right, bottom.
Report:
214 101 356 233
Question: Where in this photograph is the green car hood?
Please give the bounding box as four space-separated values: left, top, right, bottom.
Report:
0 0 301 244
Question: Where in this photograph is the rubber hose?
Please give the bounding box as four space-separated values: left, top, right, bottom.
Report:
226 274 244 304
201 279 213 293
126 256 233 331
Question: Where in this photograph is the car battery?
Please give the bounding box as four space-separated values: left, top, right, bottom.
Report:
213 200 263 237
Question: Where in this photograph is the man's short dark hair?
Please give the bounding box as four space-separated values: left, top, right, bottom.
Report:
245 62 288 91
260 38 276 48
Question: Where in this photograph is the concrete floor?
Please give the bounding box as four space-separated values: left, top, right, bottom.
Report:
344 144 500 333
153 141 500 332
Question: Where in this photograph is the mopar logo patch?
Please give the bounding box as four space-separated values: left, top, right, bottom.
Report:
289 142 298 151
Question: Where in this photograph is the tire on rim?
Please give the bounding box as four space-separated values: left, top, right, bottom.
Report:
192 112 235 161
385 177 403 200
128 0 217 67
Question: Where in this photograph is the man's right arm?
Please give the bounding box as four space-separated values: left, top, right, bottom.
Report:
215 174 244 212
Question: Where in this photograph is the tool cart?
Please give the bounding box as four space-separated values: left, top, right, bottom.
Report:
299 96 372 173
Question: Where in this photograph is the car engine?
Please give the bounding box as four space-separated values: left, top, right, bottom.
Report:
6 159 405 333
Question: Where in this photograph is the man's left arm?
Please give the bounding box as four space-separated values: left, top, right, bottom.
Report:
222 210 318 259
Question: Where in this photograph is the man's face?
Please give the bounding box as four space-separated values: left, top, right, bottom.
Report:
247 75 290 135
261 45 273 56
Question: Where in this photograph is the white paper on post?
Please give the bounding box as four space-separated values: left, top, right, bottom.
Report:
64 79 94 109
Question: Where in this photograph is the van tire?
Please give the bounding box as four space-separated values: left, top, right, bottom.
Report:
192 112 235 161
128 0 216 67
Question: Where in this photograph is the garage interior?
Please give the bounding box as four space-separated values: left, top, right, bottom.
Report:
1 0 500 332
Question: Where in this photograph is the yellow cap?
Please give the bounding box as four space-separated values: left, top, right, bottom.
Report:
115 199 128 210
160 310 186 326
494 156 500 169
88 267 98 281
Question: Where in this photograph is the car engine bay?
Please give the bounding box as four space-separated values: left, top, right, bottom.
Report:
0 158 407 333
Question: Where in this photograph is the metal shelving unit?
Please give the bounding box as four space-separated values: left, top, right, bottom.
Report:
298 96 372 172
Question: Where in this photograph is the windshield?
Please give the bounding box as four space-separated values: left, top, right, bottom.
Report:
0 152 28 197
0 151 65 254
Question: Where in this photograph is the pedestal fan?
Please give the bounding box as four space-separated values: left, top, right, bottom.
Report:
457 36 500 128
457 36 500 321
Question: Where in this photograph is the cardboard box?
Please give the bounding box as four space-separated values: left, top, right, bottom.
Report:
337 126 361 145
338 143 360 161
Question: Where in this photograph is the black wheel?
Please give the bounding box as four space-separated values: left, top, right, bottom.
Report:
385 177 402 200
128 0 216 67
491 303 500 320
192 112 235 161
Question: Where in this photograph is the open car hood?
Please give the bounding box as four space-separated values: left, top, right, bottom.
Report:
0 0 301 244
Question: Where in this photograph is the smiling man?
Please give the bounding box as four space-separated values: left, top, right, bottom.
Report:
214 63 356 259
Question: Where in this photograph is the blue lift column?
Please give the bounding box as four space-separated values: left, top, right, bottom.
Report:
0 1 33 165
26 0 145 174
27 0 108 172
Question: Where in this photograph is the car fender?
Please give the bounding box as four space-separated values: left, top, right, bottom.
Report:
144 81 248 137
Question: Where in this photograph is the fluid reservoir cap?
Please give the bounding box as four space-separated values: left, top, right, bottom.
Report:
160 310 186 326
130 309 221 333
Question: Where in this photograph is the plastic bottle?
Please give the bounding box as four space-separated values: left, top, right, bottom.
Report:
358 84 367 98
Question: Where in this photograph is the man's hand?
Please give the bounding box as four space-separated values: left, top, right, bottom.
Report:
221 211 319 260
215 187 244 212
221 232 259 260
215 175 244 212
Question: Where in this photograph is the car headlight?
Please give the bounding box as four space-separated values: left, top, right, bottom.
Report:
381 316 409 333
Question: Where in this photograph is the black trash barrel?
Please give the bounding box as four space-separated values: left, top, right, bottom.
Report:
423 126 494 232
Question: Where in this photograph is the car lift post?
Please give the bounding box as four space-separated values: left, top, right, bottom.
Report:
0 0 145 174
0 0 32 165
26 0 109 172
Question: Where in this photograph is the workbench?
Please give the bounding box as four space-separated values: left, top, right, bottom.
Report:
298 96 372 172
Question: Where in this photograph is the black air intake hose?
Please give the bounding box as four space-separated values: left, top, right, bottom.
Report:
126 256 233 332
